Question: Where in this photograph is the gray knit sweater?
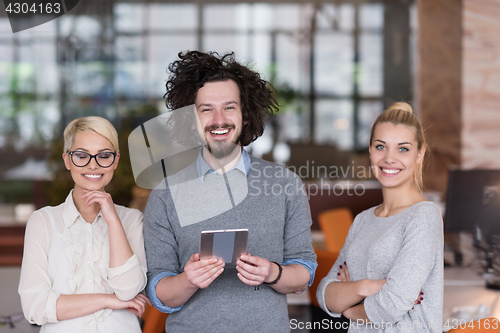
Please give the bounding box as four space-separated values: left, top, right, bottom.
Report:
317 201 443 332
144 156 316 333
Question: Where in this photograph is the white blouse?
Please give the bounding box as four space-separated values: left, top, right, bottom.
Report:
18 191 147 333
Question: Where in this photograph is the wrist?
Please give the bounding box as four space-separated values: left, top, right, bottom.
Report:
358 279 384 298
264 262 277 284
103 293 116 308
180 271 200 292
103 214 121 226
343 306 353 319
357 280 371 298
263 262 282 285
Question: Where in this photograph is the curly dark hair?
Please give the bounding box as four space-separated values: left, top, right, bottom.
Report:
164 50 279 146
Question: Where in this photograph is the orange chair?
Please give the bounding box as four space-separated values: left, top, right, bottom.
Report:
446 317 499 332
308 249 339 308
318 208 354 253
142 304 168 333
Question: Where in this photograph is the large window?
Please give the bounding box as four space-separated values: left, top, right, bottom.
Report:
0 0 415 204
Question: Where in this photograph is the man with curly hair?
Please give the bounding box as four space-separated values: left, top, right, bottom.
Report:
143 51 317 332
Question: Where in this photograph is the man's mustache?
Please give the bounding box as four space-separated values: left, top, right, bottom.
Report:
204 124 236 132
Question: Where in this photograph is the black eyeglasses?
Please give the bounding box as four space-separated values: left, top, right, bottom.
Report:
67 151 117 168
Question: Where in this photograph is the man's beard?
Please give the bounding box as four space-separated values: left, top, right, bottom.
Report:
204 124 240 159
206 140 239 159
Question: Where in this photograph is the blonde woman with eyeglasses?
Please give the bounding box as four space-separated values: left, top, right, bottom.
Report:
19 116 149 333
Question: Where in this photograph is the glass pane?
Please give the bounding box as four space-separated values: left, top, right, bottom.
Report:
14 61 35 93
17 110 36 144
116 36 143 62
115 62 146 98
274 5 300 30
36 64 58 95
273 4 313 30
315 33 354 95
36 100 60 141
278 100 310 142
203 34 249 61
115 3 144 33
359 4 384 30
249 34 272 81
0 98 13 118
0 63 11 95
315 99 353 150
359 34 383 96
252 4 273 31
73 63 110 97
0 38 12 62
0 18 12 33
339 4 355 31
204 4 250 30
150 4 198 30
317 4 354 31
317 4 338 30
148 34 197 99
18 43 36 63
59 15 101 40
357 100 383 149
34 37 57 63
276 34 303 92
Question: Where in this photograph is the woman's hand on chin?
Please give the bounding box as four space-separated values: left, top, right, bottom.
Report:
81 190 120 224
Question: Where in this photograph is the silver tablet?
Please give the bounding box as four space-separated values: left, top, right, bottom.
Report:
199 229 249 268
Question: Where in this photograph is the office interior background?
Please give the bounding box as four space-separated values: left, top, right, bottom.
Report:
1 0 500 332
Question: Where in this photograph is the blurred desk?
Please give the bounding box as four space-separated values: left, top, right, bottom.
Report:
443 266 500 331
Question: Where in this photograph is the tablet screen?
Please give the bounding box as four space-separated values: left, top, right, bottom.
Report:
200 229 248 267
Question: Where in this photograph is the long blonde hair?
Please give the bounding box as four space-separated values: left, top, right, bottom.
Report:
63 116 119 153
369 102 427 192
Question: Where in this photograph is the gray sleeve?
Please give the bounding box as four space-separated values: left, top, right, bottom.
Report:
283 172 317 264
316 211 366 317
143 187 181 293
363 204 443 324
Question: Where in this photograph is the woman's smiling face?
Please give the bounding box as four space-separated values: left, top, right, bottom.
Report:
63 131 119 193
369 122 425 190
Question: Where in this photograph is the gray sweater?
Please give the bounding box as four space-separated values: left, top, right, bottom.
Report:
144 156 316 333
317 201 443 332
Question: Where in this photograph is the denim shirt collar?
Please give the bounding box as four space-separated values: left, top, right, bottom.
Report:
196 147 251 183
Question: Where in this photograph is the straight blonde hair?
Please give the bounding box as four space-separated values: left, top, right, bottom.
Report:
63 116 119 153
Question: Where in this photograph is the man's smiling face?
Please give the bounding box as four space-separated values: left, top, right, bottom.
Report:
195 79 243 159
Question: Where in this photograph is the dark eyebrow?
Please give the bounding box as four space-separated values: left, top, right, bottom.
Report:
197 103 213 109
373 140 412 146
197 101 239 109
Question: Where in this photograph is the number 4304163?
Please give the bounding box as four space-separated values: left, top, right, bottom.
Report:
5 2 61 14
444 318 499 330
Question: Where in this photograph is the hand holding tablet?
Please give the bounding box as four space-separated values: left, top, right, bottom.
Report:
199 229 249 268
